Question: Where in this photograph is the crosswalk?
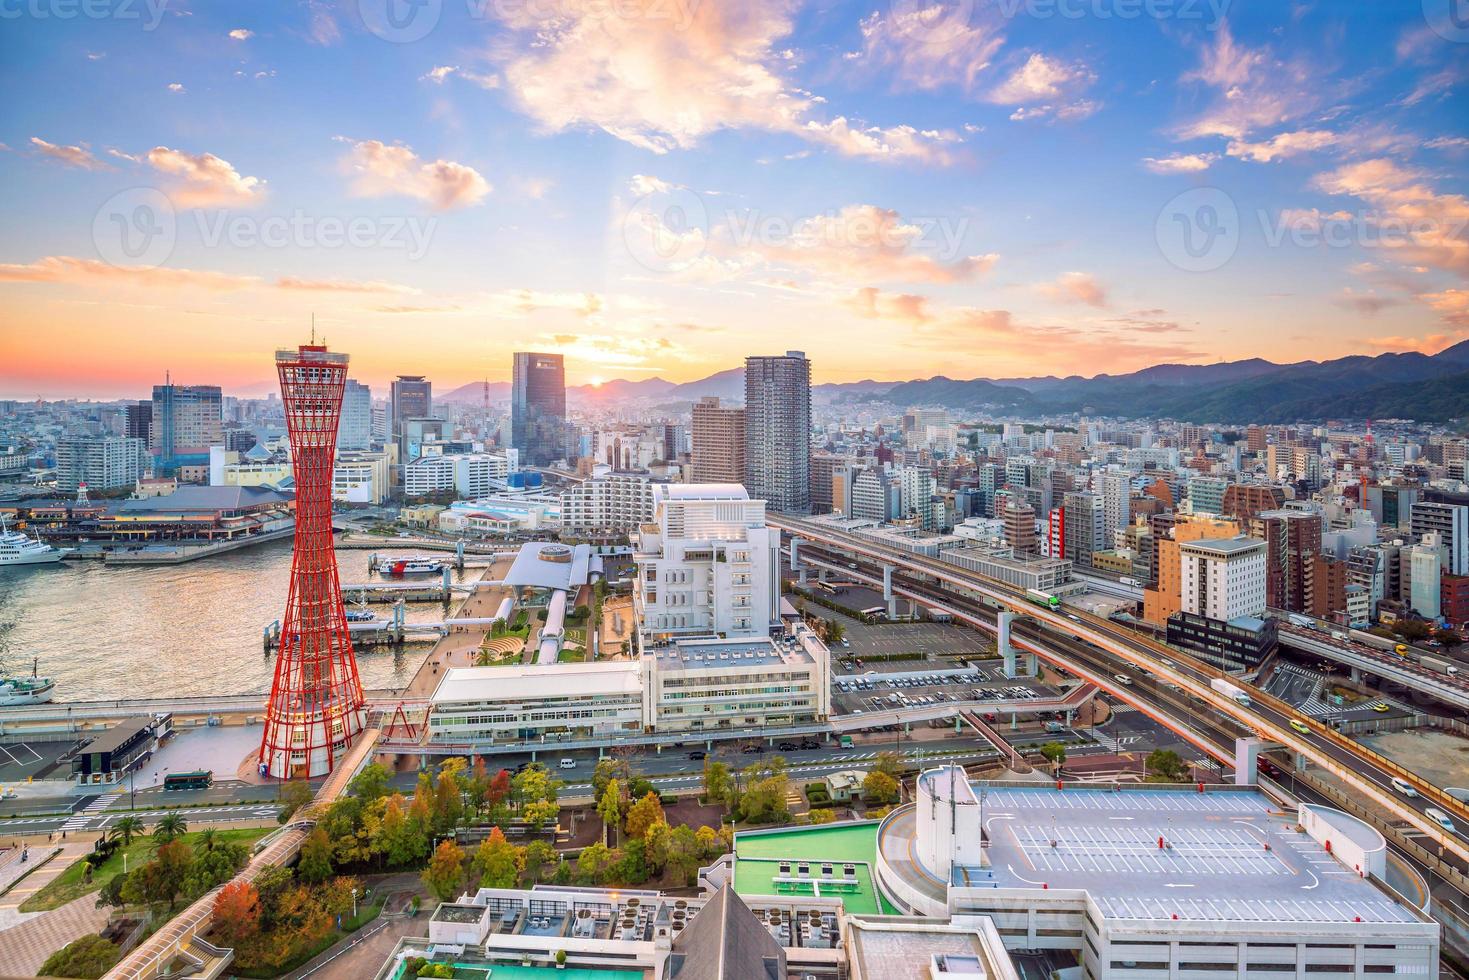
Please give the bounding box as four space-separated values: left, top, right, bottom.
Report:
1089 732 1142 752
59 792 120 832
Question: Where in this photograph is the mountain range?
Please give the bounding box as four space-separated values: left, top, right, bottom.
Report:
439 342 1469 423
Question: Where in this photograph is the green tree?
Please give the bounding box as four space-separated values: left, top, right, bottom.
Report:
376 793 429 868
873 752 901 778
151 812 187 844
298 827 334 884
807 808 837 824
663 824 702 885
575 842 615 885
279 780 315 822
598 779 624 844
1146 748 1188 782
349 762 391 804
1038 742 1068 768
592 758 629 801
473 828 523 888
109 816 143 847
432 768 464 835
195 828 218 854
862 769 900 805
736 764 790 824
702 761 733 808
522 839 557 884
624 792 664 839
827 620 845 645
38 934 120 979
422 839 466 901
122 839 193 910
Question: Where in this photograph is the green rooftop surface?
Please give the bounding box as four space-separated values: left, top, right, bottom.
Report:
393 962 641 980
733 823 899 915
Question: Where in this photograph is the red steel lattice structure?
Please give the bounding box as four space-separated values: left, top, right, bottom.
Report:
258 344 365 779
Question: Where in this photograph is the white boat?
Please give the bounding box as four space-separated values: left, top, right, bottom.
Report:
379 555 447 576
0 675 55 706
0 518 64 567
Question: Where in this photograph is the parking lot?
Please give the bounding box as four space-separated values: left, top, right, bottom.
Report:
832 664 1055 718
0 740 73 785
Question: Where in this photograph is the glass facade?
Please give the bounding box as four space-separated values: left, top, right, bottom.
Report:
512 351 568 467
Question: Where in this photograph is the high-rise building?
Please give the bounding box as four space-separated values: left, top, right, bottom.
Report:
810 451 842 515
690 396 745 484
631 483 780 643
149 383 222 477
511 352 567 468
1100 470 1131 549
124 401 151 443
1249 509 1323 613
1410 498 1469 576
1222 483 1286 522
55 435 145 493
1062 491 1104 567
744 351 811 514
1004 502 1037 555
259 344 365 779
851 467 899 522
389 375 432 445
338 380 373 451
1178 536 1268 621
899 466 937 530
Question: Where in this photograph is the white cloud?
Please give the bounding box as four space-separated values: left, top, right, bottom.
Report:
1039 271 1108 308
1226 129 1336 163
629 174 679 196
1142 152 1218 174
854 8 1004 96
29 137 106 171
1313 158 1469 276
490 0 959 163
1175 23 1318 140
145 146 265 207
420 65 457 84
337 138 490 210
987 53 1093 105
167 82 185 93
228 28 253 40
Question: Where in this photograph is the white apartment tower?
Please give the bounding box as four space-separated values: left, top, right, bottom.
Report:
1179 536 1268 621
632 483 780 644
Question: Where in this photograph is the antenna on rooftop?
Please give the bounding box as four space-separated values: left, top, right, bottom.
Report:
311 313 317 345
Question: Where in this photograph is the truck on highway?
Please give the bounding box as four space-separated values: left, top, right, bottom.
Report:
1420 654 1461 676
1287 613 1314 629
1210 677 1252 706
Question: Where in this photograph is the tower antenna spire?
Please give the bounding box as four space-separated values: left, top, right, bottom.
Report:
311 313 316 346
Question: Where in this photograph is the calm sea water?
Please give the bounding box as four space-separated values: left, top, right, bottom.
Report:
0 541 472 701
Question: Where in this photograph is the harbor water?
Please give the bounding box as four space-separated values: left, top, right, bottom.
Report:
0 540 479 701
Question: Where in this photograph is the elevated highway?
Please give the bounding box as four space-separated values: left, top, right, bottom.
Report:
773 514 1469 865
1277 623 1469 711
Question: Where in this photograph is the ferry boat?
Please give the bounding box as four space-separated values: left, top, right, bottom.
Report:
344 610 377 622
0 518 64 567
0 661 56 706
380 556 447 576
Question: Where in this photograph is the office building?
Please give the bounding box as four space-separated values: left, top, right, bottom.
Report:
388 375 432 444
149 383 223 477
1178 535 1267 621
690 396 746 484
1222 483 1286 522
1166 610 1277 672
1099 470 1131 547
1187 476 1228 516
1249 509 1323 613
1142 516 1242 626
850 467 899 523
1061 491 1103 567
1002 502 1036 555
338 379 373 451
1410 535 1444 620
511 352 567 467
744 351 811 514
54 435 145 493
124 401 151 442
809 450 842 515
899 466 937 530
632 483 780 644
1410 499 1468 576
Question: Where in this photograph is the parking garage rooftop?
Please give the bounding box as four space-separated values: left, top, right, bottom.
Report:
882 783 1424 926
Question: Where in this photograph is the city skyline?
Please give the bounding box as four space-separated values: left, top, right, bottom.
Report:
3 2 1467 398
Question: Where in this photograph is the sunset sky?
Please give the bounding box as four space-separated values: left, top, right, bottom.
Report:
1 0 1466 399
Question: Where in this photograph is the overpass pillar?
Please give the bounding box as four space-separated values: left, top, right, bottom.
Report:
998 611 1034 678
1234 737 1263 786
1349 666 1361 684
883 565 897 619
791 539 808 586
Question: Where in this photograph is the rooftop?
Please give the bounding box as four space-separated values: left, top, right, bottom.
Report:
1179 535 1267 556
884 783 1421 926
431 661 641 705
502 541 598 591
651 633 816 671
113 485 291 514
734 823 899 916
660 483 749 500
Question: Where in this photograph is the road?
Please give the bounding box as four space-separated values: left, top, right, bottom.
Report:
785 530 1469 864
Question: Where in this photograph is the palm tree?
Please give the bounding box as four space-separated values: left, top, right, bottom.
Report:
195 828 217 853
151 813 187 844
110 816 143 848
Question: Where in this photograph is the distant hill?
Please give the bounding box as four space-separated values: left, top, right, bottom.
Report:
435 341 1469 422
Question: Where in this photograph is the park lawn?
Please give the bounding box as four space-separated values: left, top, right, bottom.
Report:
20 827 273 913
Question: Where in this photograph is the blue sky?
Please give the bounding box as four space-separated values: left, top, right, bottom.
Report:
1 0 1466 397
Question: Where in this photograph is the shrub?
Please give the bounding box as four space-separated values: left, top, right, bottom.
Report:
38 935 121 979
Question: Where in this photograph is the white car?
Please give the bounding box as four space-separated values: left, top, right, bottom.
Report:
1426 807 1458 836
1390 777 1418 798
1113 673 1134 686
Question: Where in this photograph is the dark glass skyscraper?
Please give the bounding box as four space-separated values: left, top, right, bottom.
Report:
744 351 811 514
389 375 431 446
512 352 567 467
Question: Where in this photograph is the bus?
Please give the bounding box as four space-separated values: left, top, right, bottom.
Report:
163 770 214 791
1025 589 1062 611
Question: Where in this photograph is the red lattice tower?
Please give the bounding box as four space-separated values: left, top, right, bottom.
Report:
258 344 365 779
